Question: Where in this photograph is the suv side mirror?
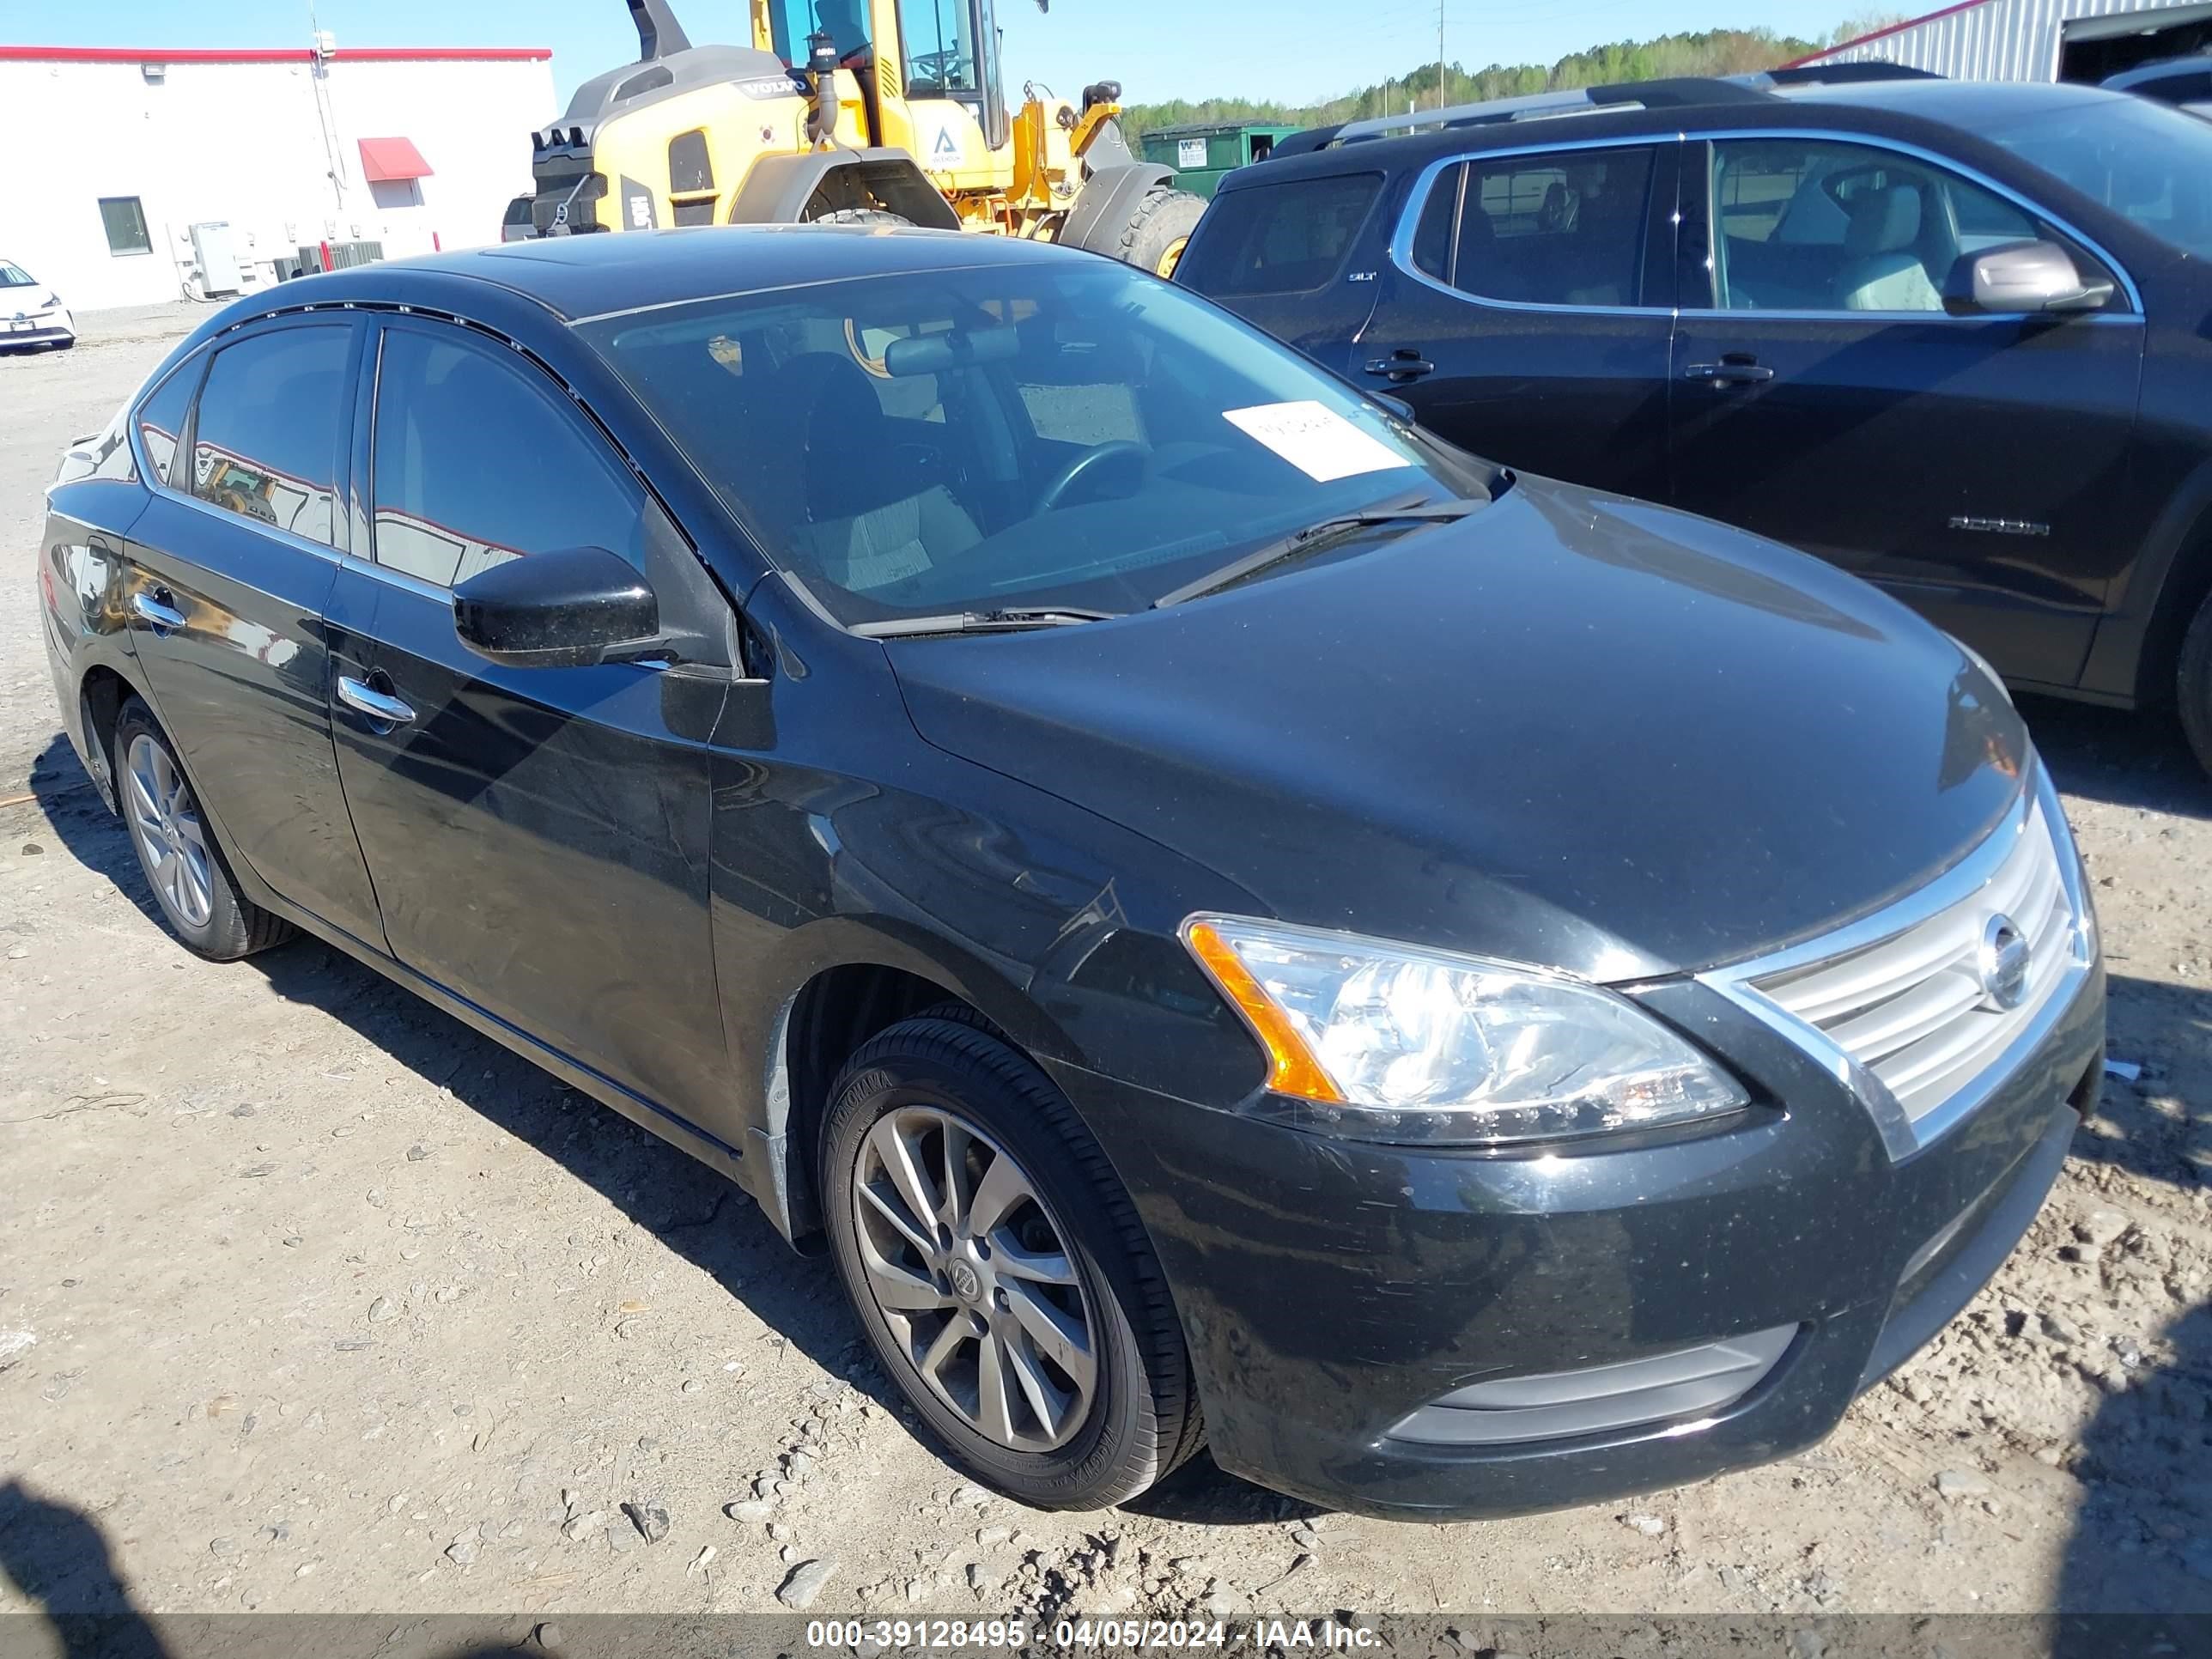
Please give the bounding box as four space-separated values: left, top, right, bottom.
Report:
1948 240 2115 316
453 545 660 669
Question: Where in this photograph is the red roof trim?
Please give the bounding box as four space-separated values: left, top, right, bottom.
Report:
0 45 550 64
1782 0 1993 67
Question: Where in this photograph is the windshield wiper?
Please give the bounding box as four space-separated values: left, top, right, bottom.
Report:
1151 495 1483 609
851 607 1120 639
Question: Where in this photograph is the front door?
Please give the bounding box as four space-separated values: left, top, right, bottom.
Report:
122 319 386 946
325 316 734 1129
1357 140 1679 501
1667 134 2146 690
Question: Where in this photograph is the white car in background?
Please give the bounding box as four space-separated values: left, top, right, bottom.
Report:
1 260 75 350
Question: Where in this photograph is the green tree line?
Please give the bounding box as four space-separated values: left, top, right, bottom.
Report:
1120 18 1907 144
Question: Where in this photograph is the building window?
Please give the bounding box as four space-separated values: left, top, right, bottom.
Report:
99 197 152 256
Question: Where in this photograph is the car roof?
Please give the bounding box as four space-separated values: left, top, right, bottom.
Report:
1219 75 2144 190
247 224 1096 325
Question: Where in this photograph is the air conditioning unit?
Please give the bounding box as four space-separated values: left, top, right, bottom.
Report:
289 240 386 275
189 222 242 296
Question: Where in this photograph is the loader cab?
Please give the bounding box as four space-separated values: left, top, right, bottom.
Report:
897 0 1010 151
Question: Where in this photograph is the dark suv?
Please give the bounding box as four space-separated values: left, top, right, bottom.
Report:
1175 70 2212 774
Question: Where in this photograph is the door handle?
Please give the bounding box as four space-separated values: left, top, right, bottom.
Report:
131 589 187 633
337 674 416 727
1684 361 1776 386
1364 349 1436 382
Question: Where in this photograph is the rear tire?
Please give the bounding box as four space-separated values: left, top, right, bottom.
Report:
2181 587 2212 780
1114 185 1205 277
112 698 292 962
819 1015 1202 1510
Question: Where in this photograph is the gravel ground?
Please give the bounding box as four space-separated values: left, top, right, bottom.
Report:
1 306 2207 1630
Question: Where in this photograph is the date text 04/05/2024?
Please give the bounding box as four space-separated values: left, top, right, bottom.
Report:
803 1620 1387 1650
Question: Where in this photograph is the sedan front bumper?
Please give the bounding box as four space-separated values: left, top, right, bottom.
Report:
1048 957 2104 1520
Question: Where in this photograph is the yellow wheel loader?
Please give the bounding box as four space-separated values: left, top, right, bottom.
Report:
519 0 1204 276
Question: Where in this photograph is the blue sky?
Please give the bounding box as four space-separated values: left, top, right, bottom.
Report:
4 0 1869 106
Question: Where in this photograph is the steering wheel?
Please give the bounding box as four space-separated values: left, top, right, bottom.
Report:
1036 441 1146 514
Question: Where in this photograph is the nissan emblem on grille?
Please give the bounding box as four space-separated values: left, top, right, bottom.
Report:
1978 913 2031 1011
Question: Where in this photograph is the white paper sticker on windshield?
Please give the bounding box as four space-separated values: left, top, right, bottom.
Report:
1220 400 1413 483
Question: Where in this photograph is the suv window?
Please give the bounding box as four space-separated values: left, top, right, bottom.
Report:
1410 148 1656 307
1178 173 1382 295
1707 138 2038 313
370 326 646 588
189 326 349 545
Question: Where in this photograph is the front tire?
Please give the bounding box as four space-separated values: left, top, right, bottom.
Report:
820 1014 1202 1510
113 698 292 961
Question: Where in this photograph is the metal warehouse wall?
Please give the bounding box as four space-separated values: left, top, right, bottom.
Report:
0 49 554 313
1803 0 2199 78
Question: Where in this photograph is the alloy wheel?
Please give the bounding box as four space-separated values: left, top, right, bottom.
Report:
123 732 215 931
851 1103 1098 1452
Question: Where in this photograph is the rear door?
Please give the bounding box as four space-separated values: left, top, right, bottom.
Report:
121 317 386 945
325 315 733 1123
1667 133 2145 690
1171 168 1389 362
1353 138 1679 501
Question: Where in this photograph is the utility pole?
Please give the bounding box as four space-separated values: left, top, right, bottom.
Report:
1437 2 1445 111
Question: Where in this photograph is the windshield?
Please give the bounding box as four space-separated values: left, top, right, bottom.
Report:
0 264 33 287
581 259 1488 624
1982 95 2212 259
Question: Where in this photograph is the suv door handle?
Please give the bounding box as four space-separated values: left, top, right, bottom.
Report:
131 589 187 633
337 674 416 727
1684 360 1776 386
1364 349 1436 382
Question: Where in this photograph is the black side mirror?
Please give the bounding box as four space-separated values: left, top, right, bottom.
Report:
452 545 659 669
1946 240 2115 317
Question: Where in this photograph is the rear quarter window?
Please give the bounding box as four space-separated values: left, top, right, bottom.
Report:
1177 172 1382 296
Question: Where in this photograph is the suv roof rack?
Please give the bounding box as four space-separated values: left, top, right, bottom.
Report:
1759 63 1944 87
1267 64 1945 156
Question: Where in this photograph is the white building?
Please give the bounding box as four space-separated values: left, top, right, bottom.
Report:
1796 0 2212 83
0 41 555 313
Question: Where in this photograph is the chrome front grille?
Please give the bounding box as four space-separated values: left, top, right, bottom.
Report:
1704 762 2094 1157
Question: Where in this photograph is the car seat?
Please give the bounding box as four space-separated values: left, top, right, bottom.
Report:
1835 185 1942 312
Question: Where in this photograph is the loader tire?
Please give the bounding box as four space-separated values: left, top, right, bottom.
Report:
815 208 914 228
1114 185 1205 277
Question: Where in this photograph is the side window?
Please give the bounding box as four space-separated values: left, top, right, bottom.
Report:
137 357 199 488
371 326 645 588
1709 138 2039 313
189 326 349 545
1178 173 1382 296
1420 148 1656 307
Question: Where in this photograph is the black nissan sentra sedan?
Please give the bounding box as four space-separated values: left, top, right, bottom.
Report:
39 227 2104 1518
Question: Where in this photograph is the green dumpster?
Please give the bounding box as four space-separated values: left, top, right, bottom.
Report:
1137 122 1302 198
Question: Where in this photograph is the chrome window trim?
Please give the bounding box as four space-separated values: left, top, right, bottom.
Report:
1387 135 1680 317
131 316 357 565
1679 125 2145 319
1384 125 2144 322
1698 756 2096 1161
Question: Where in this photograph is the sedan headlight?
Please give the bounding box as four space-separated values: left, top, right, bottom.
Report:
1182 915 1747 1146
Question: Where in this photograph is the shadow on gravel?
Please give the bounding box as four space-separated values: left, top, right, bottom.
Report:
0 1480 167 1658
2021 695 2212 821
2084 975 2212 1192
2054 1301 2212 1630
25 736 896 1423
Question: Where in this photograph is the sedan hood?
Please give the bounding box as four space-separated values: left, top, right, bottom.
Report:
887 477 2027 979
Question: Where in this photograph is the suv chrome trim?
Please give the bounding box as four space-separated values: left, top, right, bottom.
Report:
1700 757 2095 1160
1383 125 2143 321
